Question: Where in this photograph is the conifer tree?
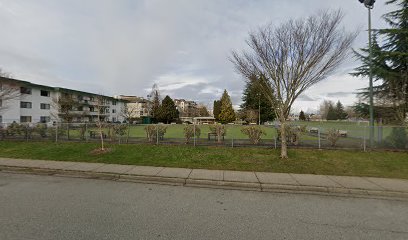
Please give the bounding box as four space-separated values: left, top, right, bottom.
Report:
218 90 236 123
299 110 306 121
352 0 408 123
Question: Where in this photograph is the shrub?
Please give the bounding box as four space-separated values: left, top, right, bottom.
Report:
33 123 48 138
241 126 266 144
114 124 128 143
47 126 66 139
7 122 23 136
144 125 167 142
183 125 201 143
384 127 407 149
327 128 340 147
276 125 305 146
209 124 226 143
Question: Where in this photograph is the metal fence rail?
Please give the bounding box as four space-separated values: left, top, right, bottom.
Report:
0 122 407 151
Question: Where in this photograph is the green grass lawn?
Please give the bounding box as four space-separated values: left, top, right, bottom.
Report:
0 141 407 179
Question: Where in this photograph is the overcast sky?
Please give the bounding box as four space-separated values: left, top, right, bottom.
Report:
0 0 394 113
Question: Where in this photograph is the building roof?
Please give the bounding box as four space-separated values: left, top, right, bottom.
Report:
1 76 127 102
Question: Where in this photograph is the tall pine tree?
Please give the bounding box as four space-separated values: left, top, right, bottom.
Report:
335 101 348 120
352 0 408 123
240 76 275 123
157 96 179 124
213 100 221 121
218 90 236 124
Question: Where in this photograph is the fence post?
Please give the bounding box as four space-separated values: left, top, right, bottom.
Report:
193 124 196 147
363 126 366 152
85 123 88 142
231 136 234 148
55 123 58 143
156 124 159 145
318 127 321 149
274 137 277 149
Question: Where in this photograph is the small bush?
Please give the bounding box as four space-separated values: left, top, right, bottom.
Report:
241 126 266 144
144 125 167 142
33 124 48 138
209 124 226 143
327 128 340 147
276 125 305 146
384 127 407 149
184 125 201 143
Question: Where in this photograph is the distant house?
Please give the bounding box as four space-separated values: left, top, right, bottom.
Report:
0 77 126 124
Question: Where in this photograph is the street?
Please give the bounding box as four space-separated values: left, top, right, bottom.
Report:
0 172 407 240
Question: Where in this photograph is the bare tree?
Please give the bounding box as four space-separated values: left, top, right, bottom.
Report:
94 95 108 151
231 10 356 158
0 71 20 114
120 104 137 143
319 100 334 120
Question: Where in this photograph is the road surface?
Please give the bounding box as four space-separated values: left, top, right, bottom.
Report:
0 172 407 240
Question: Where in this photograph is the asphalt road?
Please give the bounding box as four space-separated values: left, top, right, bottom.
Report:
0 172 407 240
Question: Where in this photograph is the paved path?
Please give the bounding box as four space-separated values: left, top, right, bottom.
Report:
1 172 408 240
0 157 408 199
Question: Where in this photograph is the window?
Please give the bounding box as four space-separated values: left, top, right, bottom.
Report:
112 117 116 122
90 96 94 101
20 101 32 109
40 90 50 97
40 103 50 110
112 109 116 113
0 99 2 107
77 106 83 111
89 106 95 112
20 87 32 94
20 116 32 123
40 116 50 123
112 101 117 105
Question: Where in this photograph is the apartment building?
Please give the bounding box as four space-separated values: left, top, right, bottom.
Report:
174 99 198 117
115 95 150 119
0 77 126 124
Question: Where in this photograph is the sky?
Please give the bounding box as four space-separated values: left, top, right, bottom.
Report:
0 0 395 113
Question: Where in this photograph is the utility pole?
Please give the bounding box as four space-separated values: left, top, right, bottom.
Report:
358 0 375 147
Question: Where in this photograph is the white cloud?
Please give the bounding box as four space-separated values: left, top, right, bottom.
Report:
0 0 395 110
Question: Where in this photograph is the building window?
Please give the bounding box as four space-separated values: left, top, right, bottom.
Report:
40 116 50 123
40 103 50 109
40 90 50 97
112 101 117 105
20 101 32 109
20 116 32 123
112 117 116 122
89 106 95 112
20 87 32 94
90 96 94 101
77 106 83 111
0 115 2 123
112 109 116 113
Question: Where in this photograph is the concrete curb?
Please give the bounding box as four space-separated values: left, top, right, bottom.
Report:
1 165 408 201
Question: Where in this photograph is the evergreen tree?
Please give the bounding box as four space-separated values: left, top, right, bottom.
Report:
352 0 408 123
240 76 275 123
335 101 348 120
157 96 179 124
299 110 306 121
218 90 236 123
326 103 337 120
213 100 221 120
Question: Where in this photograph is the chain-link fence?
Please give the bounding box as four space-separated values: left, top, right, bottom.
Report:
0 121 407 151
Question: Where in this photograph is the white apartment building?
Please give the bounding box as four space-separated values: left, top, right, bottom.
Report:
0 77 126 124
115 95 150 119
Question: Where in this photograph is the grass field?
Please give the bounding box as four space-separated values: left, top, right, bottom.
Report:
0 141 407 179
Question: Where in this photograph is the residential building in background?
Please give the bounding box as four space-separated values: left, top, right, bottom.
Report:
174 99 198 117
115 95 150 119
0 77 126 124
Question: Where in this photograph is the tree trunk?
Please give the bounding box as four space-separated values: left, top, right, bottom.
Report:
99 125 104 150
280 121 288 159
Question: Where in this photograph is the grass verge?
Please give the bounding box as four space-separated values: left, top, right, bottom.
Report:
0 141 407 179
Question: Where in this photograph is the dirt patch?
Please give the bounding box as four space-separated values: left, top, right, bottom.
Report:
90 148 112 155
